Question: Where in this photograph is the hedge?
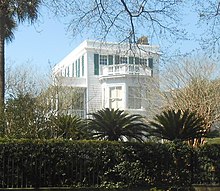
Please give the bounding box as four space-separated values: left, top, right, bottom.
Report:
0 139 219 189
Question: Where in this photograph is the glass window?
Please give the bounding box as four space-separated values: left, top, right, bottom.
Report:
115 55 120 65
135 57 140 65
108 55 113 65
140 58 148 66
94 54 99 75
120 56 128 64
109 86 123 109
64 68 67 77
67 66 70 77
100 55 108 65
128 87 142 109
77 58 80 77
148 58 153 68
129 56 134 65
75 60 78 77
82 55 84 76
72 62 75 77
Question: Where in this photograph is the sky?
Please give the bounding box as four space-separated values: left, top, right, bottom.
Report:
5 3 203 77
6 10 83 76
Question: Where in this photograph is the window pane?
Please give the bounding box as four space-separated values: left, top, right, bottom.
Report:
75 60 77 77
72 62 75 77
109 86 123 109
116 86 122 97
108 55 113 65
94 54 99 75
120 57 127 64
129 57 134 64
77 58 80 77
100 55 108 65
128 87 141 109
135 57 139 65
140 58 147 66
82 55 84 76
148 58 153 68
115 55 120 65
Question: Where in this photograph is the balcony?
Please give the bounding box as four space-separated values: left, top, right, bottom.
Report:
101 64 152 77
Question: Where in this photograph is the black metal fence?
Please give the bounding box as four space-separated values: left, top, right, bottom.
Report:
0 141 219 189
0 156 102 188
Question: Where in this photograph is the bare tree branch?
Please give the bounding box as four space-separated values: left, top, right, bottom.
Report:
47 0 185 45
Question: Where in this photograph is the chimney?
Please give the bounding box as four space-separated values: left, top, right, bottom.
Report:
137 36 149 45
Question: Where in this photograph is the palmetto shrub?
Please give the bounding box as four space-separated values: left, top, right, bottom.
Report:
52 114 89 140
148 109 207 143
87 108 149 142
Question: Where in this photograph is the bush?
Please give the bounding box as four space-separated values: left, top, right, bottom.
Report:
0 139 219 189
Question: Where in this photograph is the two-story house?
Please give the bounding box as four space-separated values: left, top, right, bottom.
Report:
52 39 160 118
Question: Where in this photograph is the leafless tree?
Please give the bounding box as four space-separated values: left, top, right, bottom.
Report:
40 76 86 117
46 0 186 45
195 1 220 56
160 55 220 130
5 62 48 99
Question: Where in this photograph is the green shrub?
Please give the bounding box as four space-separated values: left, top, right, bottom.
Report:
0 139 219 189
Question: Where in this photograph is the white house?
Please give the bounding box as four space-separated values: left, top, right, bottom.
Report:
52 39 160 118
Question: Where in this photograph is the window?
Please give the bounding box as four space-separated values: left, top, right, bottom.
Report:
82 55 84 76
129 56 134 64
135 57 140 65
67 66 70 77
72 62 75 77
108 55 113 65
72 90 84 110
109 86 123 109
115 55 120 65
148 58 153 69
140 58 148 66
64 68 67 77
100 55 108 65
128 87 142 109
75 60 78 77
94 54 99 75
120 56 128 64
77 58 80 77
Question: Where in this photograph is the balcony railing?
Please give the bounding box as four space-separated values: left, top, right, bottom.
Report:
101 64 152 76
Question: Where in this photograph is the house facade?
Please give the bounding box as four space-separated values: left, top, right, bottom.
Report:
52 39 160 118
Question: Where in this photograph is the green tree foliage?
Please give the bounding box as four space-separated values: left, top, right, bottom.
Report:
87 108 149 142
0 0 41 105
149 109 207 143
4 93 49 138
52 114 89 140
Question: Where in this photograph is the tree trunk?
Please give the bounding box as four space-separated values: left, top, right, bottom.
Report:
0 15 5 109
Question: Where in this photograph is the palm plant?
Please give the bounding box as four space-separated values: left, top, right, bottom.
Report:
0 0 41 106
149 109 207 142
87 108 149 142
52 114 89 140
